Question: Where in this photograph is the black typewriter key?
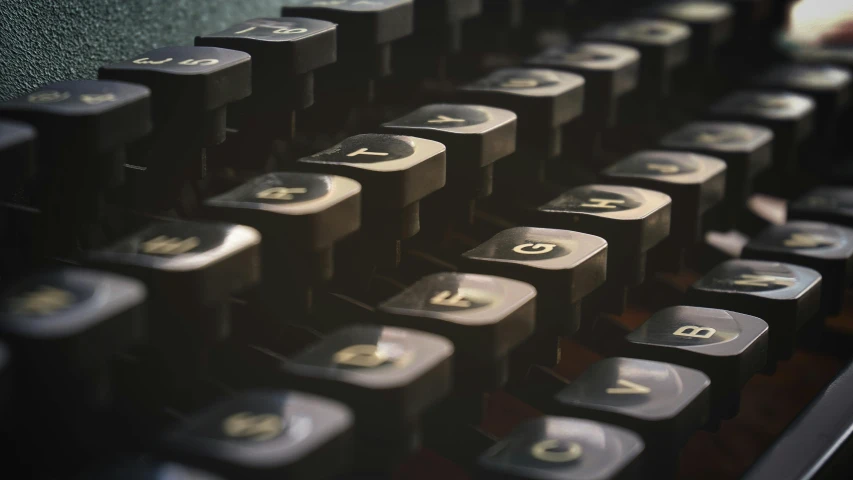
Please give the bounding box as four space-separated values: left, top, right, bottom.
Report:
646 0 735 64
585 18 691 98
204 173 361 321
0 120 36 192
688 260 822 361
458 68 585 160
742 221 853 315
282 325 453 471
382 104 516 201
378 273 536 391
476 416 644 480
753 64 851 154
160 390 353 480
536 185 672 291
708 91 815 177
526 43 640 128
461 227 606 368
553 358 710 469
0 268 146 458
626 306 769 416
297 134 445 266
0 80 151 253
87 221 261 379
601 151 726 246
660 122 772 228
788 186 853 228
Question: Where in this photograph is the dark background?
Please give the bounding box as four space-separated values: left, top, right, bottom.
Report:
0 0 285 101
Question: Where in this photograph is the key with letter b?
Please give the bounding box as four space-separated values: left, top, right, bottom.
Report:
160 390 353 479
476 416 645 480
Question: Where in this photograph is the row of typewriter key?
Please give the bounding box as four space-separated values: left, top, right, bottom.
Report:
0 0 852 479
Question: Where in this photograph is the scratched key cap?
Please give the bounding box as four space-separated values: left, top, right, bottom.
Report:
788 187 853 228
601 151 726 245
553 358 710 467
626 306 769 416
526 42 640 127
535 185 672 288
160 390 353 479
708 91 815 176
660 122 772 228
585 18 691 97
688 260 822 361
742 221 853 315
281 325 453 470
476 416 645 480
378 272 536 391
382 104 516 200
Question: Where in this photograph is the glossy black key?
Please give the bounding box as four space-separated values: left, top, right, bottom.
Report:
461 227 607 338
554 358 710 462
87 221 261 366
687 260 822 361
0 80 151 187
585 18 691 97
160 390 353 479
536 185 672 287
281 0 413 46
297 134 445 241
204 172 361 282
660 122 773 227
626 306 769 414
381 104 516 199
0 120 36 191
99 46 251 145
282 325 453 469
378 273 536 391
476 416 644 480
647 0 735 63
708 91 815 176
742 221 853 315
458 68 584 157
601 151 726 245
788 186 853 228
526 42 640 127
196 18 337 111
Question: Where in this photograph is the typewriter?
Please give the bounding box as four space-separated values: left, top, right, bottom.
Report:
1 0 852 478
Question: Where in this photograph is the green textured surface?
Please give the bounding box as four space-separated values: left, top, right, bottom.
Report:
0 0 284 101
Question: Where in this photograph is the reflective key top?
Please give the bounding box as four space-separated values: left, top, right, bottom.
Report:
708 91 815 176
626 306 769 415
476 416 644 480
160 390 353 479
297 134 445 241
461 227 607 338
0 79 151 189
788 187 853 228
687 260 822 361
526 43 640 127
99 46 252 146
204 173 361 282
382 104 516 200
601 151 726 245
660 122 772 228
585 18 691 97
554 358 710 463
742 221 853 315
536 185 671 287
458 68 585 158
647 0 735 63
196 18 337 111
282 325 453 470
0 120 36 192
87 221 261 368
378 272 536 391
